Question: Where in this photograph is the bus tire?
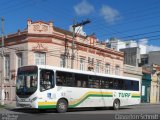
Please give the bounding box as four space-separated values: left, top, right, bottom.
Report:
56 99 68 113
113 99 120 110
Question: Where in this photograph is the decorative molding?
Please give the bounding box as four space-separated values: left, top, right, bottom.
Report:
10 70 16 72
79 55 86 58
88 48 96 54
77 45 87 52
32 43 48 52
28 20 53 34
33 24 49 32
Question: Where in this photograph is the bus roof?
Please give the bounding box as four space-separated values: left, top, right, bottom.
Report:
20 65 141 81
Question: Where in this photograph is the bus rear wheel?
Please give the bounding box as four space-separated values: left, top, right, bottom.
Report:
56 99 68 113
113 99 120 110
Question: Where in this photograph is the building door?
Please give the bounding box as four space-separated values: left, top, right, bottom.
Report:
159 85 160 102
147 86 150 103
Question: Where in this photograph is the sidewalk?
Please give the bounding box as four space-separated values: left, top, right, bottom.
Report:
0 101 16 109
139 102 160 106
5 102 16 109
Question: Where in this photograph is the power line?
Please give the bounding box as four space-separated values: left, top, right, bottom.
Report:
86 13 160 39
0 0 159 43
3 45 143 73
31 0 160 39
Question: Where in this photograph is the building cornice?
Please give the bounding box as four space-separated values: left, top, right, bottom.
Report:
0 27 123 58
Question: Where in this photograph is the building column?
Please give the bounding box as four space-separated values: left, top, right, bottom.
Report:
157 83 160 103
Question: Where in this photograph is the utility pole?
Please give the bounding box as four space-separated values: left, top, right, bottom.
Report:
71 19 91 69
1 17 4 105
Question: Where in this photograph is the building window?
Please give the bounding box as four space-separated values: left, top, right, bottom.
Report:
88 57 91 64
4 92 9 100
115 65 120 75
141 58 148 66
80 58 85 71
17 53 23 68
4 55 10 77
60 55 65 68
88 57 94 65
96 62 100 73
35 52 46 65
105 63 110 74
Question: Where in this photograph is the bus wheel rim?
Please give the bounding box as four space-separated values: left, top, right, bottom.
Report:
59 103 66 110
115 101 119 108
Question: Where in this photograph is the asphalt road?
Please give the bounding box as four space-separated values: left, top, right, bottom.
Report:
0 104 160 120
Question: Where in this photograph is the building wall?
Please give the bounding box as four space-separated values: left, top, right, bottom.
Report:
108 39 147 54
0 20 124 104
149 51 160 65
150 64 160 103
120 47 140 67
123 64 142 79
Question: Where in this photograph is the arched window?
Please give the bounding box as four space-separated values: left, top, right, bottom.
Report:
4 55 10 77
115 65 120 75
17 53 23 68
7 92 9 100
35 52 46 65
105 63 110 74
80 58 85 71
96 62 101 73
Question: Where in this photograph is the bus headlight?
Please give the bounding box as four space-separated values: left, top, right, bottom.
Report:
31 97 37 102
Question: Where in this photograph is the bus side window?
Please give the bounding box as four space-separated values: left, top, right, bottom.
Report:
133 81 139 91
82 81 87 88
109 78 113 89
65 72 73 87
119 79 124 90
75 73 88 88
56 71 65 86
113 79 118 89
131 81 134 90
104 80 109 89
93 80 99 88
75 73 82 87
101 78 105 88
56 76 63 86
88 76 93 88
77 80 81 87
124 80 131 90
40 69 54 91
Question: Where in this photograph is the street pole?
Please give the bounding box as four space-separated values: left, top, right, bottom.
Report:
1 17 4 105
71 21 75 69
71 19 91 69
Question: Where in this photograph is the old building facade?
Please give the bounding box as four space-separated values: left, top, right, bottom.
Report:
150 64 160 103
0 19 124 104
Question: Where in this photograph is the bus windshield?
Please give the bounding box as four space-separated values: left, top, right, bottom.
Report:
16 66 38 98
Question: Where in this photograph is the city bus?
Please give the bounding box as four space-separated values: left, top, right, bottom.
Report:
16 65 141 113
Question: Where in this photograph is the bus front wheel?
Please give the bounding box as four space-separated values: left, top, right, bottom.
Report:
56 99 68 113
113 99 120 110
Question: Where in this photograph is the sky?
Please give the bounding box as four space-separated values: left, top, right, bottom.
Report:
1 0 160 51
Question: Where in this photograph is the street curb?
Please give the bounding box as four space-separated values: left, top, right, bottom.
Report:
139 103 160 106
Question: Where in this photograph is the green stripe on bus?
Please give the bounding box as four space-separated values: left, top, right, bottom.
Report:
132 96 140 98
69 94 113 108
38 105 56 109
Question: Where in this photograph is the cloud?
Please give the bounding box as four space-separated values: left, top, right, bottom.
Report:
100 5 120 24
138 38 160 52
74 0 94 16
147 45 160 52
138 38 148 45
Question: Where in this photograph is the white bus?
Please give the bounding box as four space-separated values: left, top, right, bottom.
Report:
16 65 141 113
